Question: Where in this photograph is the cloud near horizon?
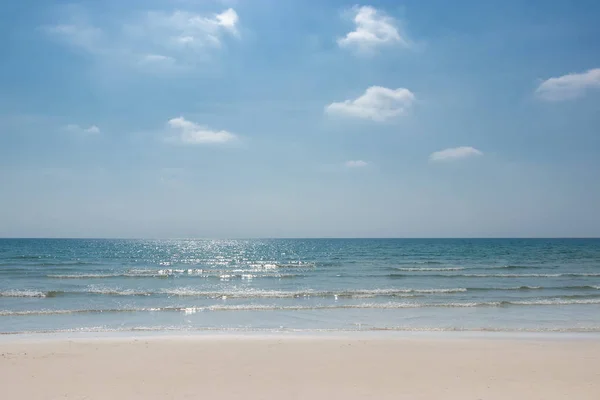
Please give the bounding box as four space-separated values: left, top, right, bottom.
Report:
429 146 483 162
345 160 369 168
338 6 408 54
65 124 100 134
325 86 415 121
166 117 237 145
535 68 600 101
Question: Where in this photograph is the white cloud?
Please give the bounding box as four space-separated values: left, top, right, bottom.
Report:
215 8 239 32
65 124 101 134
136 54 178 70
176 36 195 44
338 6 408 54
140 54 175 63
43 7 239 71
142 8 239 50
84 125 101 134
429 146 483 162
166 117 236 144
345 160 368 168
535 68 600 101
325 86 415 121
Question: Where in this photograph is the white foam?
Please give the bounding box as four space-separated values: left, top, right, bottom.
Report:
463 273 562 278
395 267 465 272
3 297 600 317
85 288 150 296
0 290 46 298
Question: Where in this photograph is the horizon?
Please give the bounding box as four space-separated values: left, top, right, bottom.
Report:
1 0 599 238
2 237 599 240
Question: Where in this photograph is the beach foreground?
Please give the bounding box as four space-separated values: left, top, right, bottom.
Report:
1 335 599 399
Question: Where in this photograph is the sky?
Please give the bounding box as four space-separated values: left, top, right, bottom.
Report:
1 0 599 238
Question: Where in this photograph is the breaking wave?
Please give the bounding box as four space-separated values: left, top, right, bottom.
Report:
388 273 600 279
3 298 600 316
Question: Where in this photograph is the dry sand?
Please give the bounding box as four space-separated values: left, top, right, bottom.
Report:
1 334 599 399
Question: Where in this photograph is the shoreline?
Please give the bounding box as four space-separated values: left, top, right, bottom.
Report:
2 328 600 344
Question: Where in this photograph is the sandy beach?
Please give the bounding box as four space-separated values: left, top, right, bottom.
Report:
1 334 599 399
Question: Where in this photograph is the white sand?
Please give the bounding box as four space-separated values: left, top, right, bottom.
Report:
1 334 599 399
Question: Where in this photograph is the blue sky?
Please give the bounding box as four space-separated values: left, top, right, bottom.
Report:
1 0 599 238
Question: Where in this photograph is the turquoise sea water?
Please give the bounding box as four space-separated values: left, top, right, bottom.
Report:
1 239 600 334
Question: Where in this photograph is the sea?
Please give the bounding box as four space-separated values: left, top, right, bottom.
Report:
1 238 600 335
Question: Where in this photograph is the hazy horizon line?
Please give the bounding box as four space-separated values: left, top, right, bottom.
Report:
1 237 599 240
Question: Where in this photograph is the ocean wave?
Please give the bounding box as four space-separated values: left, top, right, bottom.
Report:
507 298 600 306
392 267 465 272
0 261 99 268
470 265 552 270
0 267 87 272
46 272 304 280
5 255 45 260
504 285 543 290
3 298 599 316
4 285 598 299
476 285 600 291
250 262 316 269
404 288 467 294
0 290 65 298
174 298 600 311
47 273 126 279
493 265 539 270
397 261 444 265
0 288 466 299
385 265 563 272
466 286 543 291
157 288 427 299
387 273 600 279
464 273 600 278
549 294 600 300
470 285 600 291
